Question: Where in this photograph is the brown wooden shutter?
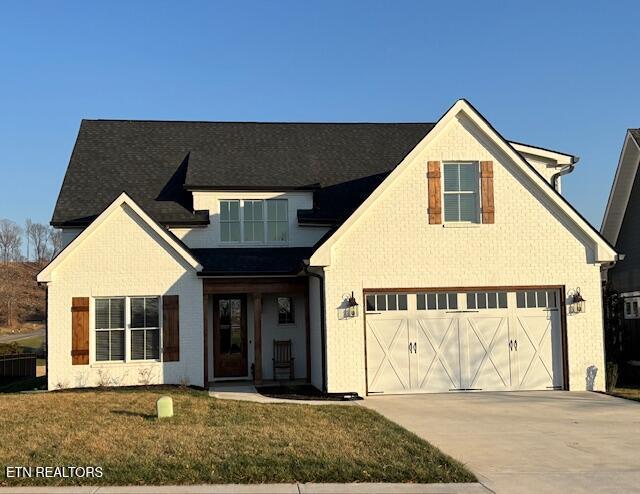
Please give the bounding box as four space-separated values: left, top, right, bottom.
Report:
480 161 495 224
162 295 180 362
427 161 442 224
71 297 89 365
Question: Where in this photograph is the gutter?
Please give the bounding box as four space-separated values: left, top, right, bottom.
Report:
303 262 327 393
551 156 579 191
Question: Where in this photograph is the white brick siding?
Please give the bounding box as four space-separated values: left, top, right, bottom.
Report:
47 203 204 390
320 114 606 396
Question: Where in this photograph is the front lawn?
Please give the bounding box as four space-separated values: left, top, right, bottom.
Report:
608 386 640 402
0 387 474 486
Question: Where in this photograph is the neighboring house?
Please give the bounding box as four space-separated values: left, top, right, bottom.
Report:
601 129 640 377
37 99 616 395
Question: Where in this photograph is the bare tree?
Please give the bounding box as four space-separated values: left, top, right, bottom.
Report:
26 222 50 262
49 228 63 259
25 218 34 261
0 219 22 263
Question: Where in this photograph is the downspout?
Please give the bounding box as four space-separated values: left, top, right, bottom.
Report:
303 262 327 393
551 156 579 191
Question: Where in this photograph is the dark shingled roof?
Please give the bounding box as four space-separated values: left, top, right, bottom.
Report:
52 120 435 227
630 129 640 147
192 247 313 276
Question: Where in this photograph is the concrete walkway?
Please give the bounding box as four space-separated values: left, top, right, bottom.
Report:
361 391 640 494
208 383 355 405
0 483 490 493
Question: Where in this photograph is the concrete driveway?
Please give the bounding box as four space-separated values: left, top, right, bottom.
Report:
361 391 640 494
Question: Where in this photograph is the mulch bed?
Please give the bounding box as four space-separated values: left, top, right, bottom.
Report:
257 384 362 401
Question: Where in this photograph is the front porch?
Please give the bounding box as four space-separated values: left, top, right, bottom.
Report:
203 277 311 386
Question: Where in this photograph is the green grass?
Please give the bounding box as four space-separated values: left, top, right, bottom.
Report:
609 386 640 402
14 334 44 352
0 386 474 486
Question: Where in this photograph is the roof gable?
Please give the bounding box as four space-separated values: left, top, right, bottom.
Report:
310 99 617 266
602 130 640 245
38 193 202 283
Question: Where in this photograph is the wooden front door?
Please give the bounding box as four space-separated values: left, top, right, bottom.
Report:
213 295 248 378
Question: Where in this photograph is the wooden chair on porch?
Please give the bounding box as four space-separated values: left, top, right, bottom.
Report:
273 339 295 381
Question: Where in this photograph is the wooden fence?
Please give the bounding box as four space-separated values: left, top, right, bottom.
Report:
0 353 36 379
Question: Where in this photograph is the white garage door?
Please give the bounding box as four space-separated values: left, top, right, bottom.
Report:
365 289 564 394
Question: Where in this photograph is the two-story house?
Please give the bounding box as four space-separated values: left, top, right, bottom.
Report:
38 99 616 395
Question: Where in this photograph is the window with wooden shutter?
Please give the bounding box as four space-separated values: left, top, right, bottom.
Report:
94 298 125 361
162 295 180 361
443 162 479 222
427 161 442 224
480 161 495 224
71 297 89 365
130 297 160 360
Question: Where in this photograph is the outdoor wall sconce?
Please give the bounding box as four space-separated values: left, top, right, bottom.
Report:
569 287 586 314
338 291 359 319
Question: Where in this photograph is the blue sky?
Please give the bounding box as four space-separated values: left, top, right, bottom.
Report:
0 1 638 228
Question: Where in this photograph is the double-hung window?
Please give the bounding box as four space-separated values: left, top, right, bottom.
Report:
130 297 160 360
220 200 240 242
95 298 125 361
267 199 288 242
94 296 161 362
243 200 265 242
443 162 479 222
220 198 289 243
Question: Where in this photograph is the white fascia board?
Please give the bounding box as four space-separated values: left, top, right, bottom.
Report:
37 192 202 283
601 131 640 244
510 142 575 165
310 99 616 267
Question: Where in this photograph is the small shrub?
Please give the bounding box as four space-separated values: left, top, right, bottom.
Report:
137 367 155 385
0 342 21 355
96 369 111 387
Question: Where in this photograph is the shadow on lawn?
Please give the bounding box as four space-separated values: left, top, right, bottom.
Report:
110 409 157 420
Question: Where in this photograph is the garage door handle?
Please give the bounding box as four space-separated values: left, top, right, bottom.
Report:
514 340 518 351
409 342 413 353
509 340 513 351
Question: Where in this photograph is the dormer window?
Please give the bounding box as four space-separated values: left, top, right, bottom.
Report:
244 200 265 242
267 199 289 242
220 199 289 243
220 200 241 242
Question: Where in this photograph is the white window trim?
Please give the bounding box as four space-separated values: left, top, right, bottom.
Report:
219 198 290 245
243 199 266 244
441 161 481 224
92 296 163 364
94 297 126 363
219 200 242 244
624 296 640 320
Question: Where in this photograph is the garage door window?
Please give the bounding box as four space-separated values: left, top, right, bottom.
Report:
467 291 507 309
366 293 408 312
416 292 457 310
516 290 557 308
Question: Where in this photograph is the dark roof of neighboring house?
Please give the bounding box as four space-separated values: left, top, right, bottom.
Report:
630 129 640 147
192 247 313 276
51 120 435 227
